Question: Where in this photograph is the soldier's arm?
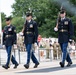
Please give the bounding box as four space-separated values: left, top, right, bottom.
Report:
56 17 60 28
2 31 5 45
54 23 58 31
22 24 25 33
22 28 24 33
56 23 58 28
34 21 38 42
68 19 74 39
13 26 17 44
54 18 59 32
2 27 6 45
20 23 26 36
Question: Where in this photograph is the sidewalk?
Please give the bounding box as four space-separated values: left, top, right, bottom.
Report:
0 59 76 75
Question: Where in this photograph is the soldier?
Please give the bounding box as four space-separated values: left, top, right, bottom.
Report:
45 40 50 59
21 13 39 69
2 17 19 69
54 10 74 67
52 41 58 59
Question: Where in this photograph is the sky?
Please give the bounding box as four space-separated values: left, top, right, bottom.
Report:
0 0 15 17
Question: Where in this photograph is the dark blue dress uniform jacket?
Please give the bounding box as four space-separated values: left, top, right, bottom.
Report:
23 20 38 44
3 25 17 46
58 18 74 43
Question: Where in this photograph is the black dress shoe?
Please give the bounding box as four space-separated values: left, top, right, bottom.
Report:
66 62 72 67
13 64 19 69
34 63 39 68
2 65 10 69
24 64 29 69
59 62 64 68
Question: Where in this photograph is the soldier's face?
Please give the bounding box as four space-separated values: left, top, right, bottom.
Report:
6 20 11 25
26 16 32 21
60 13 66 18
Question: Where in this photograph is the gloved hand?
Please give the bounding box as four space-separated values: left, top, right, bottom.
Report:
69 39 73 44
19 32 23 36
54 27 58 31
2 45 5 48
13 44 17 49
34 42 38 47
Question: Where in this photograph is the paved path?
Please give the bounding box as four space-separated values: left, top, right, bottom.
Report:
0 59 76 75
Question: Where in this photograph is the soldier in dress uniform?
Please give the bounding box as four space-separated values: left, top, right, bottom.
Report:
2 17 19 69
54 10 74 67
21 13 39 69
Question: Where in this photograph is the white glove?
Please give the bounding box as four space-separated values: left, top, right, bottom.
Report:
34 42 38 47
19 32 23 36
2 45 5 48
13 44 17 49
69 39 72 41
54 27 58 31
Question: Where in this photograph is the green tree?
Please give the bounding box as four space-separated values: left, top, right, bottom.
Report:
12 0 59 36
12 17 24 32
1 12 6 30
11 0 76 41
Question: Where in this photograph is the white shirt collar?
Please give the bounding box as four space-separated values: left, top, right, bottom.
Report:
61 17 65 20
7 24 11 26
28 20 31 23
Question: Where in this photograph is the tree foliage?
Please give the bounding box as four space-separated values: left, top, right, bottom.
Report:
1 12 6 30
1 0 76 41
12 0 60 37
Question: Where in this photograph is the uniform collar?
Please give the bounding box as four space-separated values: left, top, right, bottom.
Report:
61 17 65 20
28 20 31 23
7 24 11 27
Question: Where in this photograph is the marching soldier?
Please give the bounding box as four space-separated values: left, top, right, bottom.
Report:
2 17 19 69
20 12 39 69
54 10 74 67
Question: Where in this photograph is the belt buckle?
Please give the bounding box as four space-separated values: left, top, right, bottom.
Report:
26 32 31 34
6 35 8 37
6 35 11 37
61 29 64 32
27 32 29 34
